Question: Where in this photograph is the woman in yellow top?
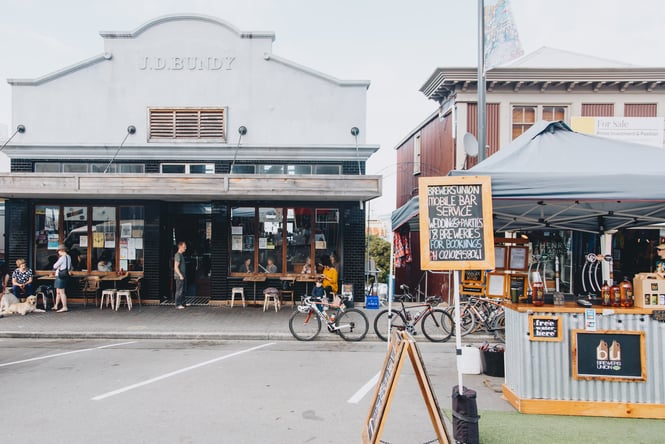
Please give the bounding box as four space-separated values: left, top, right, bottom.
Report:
319 255 338 296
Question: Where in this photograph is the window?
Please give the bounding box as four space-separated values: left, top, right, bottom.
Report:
624 103 657 117
149 108 226 141
258 165 285 174
229 206 340 276
286 165 312 175
581 103 614 117
512 105 568 139
413 132 421 175
230 164 255 174
161 163 214 174
314 165 341 175
34 163 145 173
33 205 144 272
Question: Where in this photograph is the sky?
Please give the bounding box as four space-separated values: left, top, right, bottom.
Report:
2 0 665 220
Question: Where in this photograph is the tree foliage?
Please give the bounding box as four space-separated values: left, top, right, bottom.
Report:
367 234 390 283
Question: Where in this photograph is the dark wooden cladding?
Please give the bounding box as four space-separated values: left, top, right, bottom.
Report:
581 103 614 117
466 103 500 168
624 103 657 117
395 113 455 208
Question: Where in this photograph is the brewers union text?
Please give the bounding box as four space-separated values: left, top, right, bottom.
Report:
138 56 236 71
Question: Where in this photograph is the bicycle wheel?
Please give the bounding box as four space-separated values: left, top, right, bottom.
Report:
446 304 476 336
373 309 406 342
336 308 369 342
492 312 505 343
421 309 454 342
289 309 321 341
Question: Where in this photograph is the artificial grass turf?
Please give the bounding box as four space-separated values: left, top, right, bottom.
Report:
444 410 663 444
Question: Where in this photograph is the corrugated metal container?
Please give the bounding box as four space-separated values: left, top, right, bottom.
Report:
505 308 665 404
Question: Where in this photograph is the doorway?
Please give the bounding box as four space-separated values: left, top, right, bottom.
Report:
171 209 212 301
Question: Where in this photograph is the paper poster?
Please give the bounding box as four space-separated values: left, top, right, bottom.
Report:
104 232 115 248
80 235 88 247
48 234 59 250
128 247 136 260
120 246 128 260
120 259 128 271
259 237 267 249
121 223 132 238
232 235 242 251
584 308 597 331
232 226 243 235
93 232 105 248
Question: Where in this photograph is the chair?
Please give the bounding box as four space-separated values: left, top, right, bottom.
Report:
230 287 246 308
100 289 116 310
81 276 101 308
116 277 142 311
263 287 280 312
279 278 296 309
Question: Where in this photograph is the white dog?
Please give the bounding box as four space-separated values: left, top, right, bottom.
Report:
0 289 19 314
0 294 45 316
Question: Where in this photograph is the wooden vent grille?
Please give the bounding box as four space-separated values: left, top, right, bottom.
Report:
149 109 225 140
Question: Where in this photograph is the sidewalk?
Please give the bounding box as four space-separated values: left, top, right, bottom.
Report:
0 302 498 342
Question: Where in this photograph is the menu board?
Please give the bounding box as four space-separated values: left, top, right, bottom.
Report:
418 176 495 270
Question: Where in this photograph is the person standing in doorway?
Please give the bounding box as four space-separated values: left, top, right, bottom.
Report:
174 241 188 309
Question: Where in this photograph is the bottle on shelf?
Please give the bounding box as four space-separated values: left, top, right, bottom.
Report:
620 276 634 307
601 281 611 306
531 272 545 307
610 280 621 307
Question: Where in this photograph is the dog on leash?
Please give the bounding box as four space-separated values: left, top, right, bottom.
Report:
0 294 45 316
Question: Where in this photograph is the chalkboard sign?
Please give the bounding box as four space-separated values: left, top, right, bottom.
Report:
529 315 562 342
462 269 484 283
362 332 449 444
418 176 495 271
572 330 646 381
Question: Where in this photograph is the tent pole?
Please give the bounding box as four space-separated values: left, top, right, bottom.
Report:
387 230 395 349
454 270 464 390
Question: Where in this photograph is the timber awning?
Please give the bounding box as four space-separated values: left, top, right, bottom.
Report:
0 173 381 202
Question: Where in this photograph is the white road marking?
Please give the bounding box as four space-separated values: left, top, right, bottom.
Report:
347 371 380 404
0 341 137 368
92 342 275 401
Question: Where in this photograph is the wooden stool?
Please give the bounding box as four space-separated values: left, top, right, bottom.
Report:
230 287 246 308
115 289 133 311
263 287 280 312
100 289 116 310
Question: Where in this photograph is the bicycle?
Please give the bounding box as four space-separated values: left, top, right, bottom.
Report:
289 294 369 341
372 284 454 342
448 296 505 342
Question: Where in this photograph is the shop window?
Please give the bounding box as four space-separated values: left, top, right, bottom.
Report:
34 163 144 173
34 163 60 173
91 207 117 272
34 205 60 270
229 206 339 276
63 207 88 271
542 106 566 122
286 165 312 175
119 207 144 272
286 208 313 273
258 165 285 174
258 208 283 273
230 207 256 273
161 164 186 174
63 164 88 173
149 108 226 141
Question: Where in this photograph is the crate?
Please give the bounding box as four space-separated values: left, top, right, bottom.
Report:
633 273 665 308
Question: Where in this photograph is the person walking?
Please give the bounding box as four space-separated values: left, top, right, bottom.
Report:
52 245 71 312
174 241 188 309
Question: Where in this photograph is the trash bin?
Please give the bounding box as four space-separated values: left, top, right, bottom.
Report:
481 349 505 377
452 385 479 444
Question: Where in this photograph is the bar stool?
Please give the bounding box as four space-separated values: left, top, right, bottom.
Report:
100 289 116 310
279 278 296 309
263 287 280 312
230 287 246 308
115 289 133 311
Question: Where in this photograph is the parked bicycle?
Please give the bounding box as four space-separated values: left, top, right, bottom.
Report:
289 294 369 341
373 284 454 342
448 296 505 342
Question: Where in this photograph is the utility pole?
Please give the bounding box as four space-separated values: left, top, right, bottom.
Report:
477 0 486 162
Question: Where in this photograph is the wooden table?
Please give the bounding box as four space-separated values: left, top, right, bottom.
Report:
100 274 128 289
296 274 318 295
243 275 267 303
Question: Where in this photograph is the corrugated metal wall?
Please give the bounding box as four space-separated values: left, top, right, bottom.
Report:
505 309 665 403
